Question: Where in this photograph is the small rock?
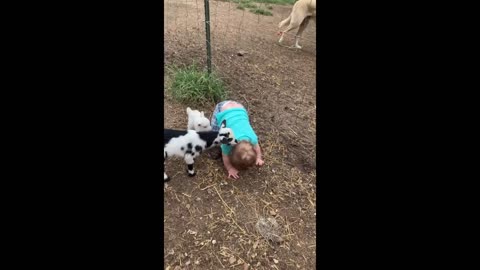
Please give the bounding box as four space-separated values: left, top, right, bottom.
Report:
273 259 279 264
270 210 277 216
185 260 191 266
212 239 217 244
237 50 247 56
229 256 236 264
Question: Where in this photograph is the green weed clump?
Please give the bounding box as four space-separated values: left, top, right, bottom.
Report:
167 64 227 104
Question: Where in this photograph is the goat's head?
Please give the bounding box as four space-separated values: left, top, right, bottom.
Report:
216 120 238 146
194 112 212 132
188 108 211 132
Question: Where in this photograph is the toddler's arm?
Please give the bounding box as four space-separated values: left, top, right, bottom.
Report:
253 144 265 166
222 154 239 179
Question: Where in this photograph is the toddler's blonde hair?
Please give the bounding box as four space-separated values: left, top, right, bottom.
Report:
230 141 256 170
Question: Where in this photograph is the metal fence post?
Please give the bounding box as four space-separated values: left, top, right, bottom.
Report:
204 0 212 74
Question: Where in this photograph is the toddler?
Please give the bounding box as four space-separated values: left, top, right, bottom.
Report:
211 101 264 179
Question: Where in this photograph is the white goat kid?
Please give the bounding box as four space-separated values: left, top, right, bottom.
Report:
187 107 212 132
164 120 237 182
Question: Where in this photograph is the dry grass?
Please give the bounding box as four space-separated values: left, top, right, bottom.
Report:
164 92 316 269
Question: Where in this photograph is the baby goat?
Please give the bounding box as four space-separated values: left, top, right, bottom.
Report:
187 107 212 132
164 120 237 182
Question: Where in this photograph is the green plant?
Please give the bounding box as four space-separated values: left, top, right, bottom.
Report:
255 0 295 4
251 8 273 16
239 2 258 9
232 0 281 16
166 63 227 104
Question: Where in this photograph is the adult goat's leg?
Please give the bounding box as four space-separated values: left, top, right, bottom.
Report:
295 17 311 49
278 15 291 44
279 12 304 46
279 22 300 45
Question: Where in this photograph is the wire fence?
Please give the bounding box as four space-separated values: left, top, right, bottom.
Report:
164 0 316 85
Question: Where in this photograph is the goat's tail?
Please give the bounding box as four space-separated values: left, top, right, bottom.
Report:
278 14 291 29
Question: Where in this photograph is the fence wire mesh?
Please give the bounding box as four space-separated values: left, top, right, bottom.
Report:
164 0 316 84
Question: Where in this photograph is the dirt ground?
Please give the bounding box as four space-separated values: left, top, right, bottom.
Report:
164 1 316 269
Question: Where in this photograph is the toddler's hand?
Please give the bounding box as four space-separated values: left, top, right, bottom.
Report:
227 168 239 179
256 158 264 166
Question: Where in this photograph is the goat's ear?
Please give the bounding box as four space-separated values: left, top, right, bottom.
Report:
220 120 227 128
186 107 191 114
200 111 205 117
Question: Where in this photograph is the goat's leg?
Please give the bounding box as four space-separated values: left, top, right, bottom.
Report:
279 22 300 44
294 17 311 49
279 8 306 45
164 150 170 182
184 154 196 177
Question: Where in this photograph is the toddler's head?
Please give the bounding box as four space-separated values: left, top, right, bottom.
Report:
230 141 256 170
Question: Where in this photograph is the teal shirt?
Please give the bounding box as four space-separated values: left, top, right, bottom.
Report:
216 108 258 155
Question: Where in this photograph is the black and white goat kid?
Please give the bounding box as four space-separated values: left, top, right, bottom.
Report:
164 120 237 182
